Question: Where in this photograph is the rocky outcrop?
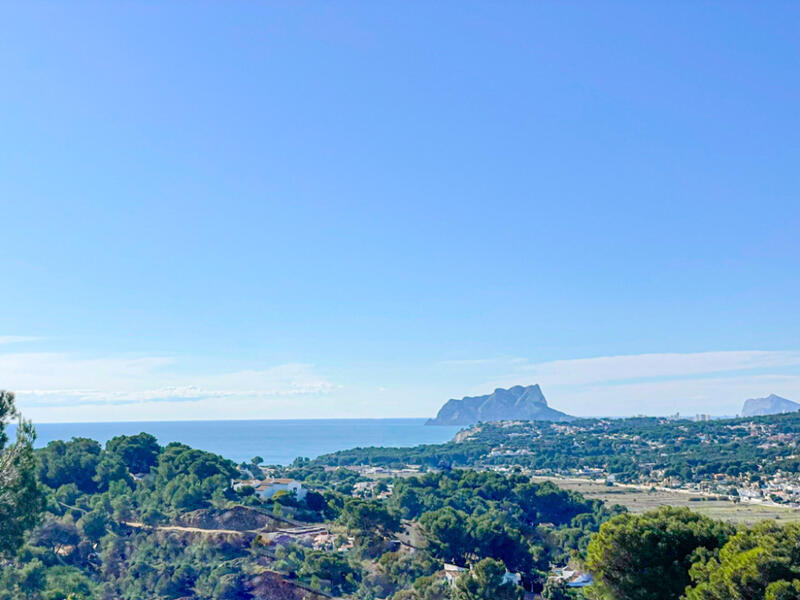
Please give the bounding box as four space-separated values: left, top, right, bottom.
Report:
427 384 573 426
741 394 799 417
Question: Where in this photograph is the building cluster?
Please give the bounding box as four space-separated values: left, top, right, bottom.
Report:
481 418 800 509
336 464 423 477
351 479 393 499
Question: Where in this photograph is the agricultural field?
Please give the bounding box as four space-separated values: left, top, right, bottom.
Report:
533 476 800 525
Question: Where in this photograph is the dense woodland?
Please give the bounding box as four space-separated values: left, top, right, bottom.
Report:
586 507 800 600
2 389 800 600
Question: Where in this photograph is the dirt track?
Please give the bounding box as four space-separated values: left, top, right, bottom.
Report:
124 521 256 535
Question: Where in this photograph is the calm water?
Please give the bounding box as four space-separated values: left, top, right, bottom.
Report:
23 419 461 465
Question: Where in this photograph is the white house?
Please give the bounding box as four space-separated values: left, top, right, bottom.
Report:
352 481 377 496
443 563 467 586
232 478 260 491
567 572 593 588
443 564 521 588
254 478 307 501
552 568 593 588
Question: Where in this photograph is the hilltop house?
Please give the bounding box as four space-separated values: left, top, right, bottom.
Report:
442 563 521 588
551 568 594 588
254 478 307 500
443 564 466 586
233 477 307 501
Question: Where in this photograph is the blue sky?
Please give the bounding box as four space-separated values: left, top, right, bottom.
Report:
1 3 799 421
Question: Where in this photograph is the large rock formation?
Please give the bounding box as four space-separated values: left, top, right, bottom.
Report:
741 394 800 417
426 384 573 426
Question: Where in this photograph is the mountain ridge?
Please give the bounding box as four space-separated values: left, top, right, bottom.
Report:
426 384 573 426
741 394 799 417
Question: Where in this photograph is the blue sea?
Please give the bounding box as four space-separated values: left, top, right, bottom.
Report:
23 419 462 465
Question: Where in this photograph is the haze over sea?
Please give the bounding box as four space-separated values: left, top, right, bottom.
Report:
24 419 461 466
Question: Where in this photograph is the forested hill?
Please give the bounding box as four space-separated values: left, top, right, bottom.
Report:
5 388 800 599
315 411 800 491
0 389 620 600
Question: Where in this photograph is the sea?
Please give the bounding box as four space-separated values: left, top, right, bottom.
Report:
19 419 462 465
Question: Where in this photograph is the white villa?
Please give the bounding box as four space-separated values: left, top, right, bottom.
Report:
443 563 466 585
255 478 307 500
442 563 521 588
233 477 307 501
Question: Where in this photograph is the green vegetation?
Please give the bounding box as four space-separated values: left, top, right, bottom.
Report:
685 521 800 600
282 458 371 495
452 558 522 600
0 430 263 600
0 391 43 556
0 389 624 600
388 471 620 569
586 507 800 600
586 507 732 600
316 413 800 481
314 412 800 509
4 387 800 600
530 477 800 524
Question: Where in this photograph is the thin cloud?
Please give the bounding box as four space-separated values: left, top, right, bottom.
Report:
447 351 800 387
17 382 336 408
521 351 800 386
554 373 800 417
0 351 336 417
438 357 527 367
0 336 42 344
5 348 800 421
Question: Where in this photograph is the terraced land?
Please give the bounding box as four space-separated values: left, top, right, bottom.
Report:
533 476 800 525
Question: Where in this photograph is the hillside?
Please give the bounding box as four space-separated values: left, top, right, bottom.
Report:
316 411 800 498
0 413 617 599
742 394 799 417
426 384 573 426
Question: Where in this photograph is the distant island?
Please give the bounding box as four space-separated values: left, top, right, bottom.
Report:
426 383 574 426
741 393 799 417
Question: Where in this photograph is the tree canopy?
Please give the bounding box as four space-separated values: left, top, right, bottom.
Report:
106 432 160 474
586 506 733 600
0 390 43 556
452 558 523 600
684 521 800 600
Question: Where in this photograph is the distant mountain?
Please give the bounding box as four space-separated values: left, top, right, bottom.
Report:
426 384 573 426
741 394 800 417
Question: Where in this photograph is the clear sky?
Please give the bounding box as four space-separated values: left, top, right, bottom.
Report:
1 2 799 422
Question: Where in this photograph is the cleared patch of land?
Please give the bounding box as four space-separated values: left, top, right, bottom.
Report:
534 477 800 525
